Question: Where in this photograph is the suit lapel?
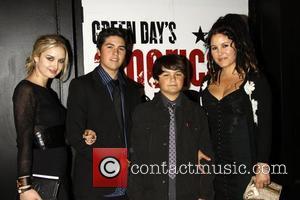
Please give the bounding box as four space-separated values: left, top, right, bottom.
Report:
176 95 190 139
91 68 122 132
176 105 184 138
123 81 132 131
91 68 112 102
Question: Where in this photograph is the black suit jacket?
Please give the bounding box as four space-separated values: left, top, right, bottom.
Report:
66 67 141 199
128 93 215 200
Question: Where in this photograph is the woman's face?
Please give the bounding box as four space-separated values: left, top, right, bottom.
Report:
210 33 237 70
34 46 66 80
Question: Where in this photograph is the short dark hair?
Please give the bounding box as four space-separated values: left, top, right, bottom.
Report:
152 54 192 87
96 27 132 51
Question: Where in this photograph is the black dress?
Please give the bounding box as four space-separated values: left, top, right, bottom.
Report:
13 80 71 199
199 73 272 200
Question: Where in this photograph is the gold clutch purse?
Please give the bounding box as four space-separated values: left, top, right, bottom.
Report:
243 177 282 200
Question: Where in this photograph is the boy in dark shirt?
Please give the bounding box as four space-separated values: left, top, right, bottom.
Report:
129 54 214 200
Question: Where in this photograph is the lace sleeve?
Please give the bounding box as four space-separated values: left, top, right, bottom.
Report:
252 74 272 163
13 82 36 177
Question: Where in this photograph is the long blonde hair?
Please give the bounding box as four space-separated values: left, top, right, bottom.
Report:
25 34 69 79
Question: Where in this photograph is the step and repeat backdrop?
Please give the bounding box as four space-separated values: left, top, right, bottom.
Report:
82 0 247 99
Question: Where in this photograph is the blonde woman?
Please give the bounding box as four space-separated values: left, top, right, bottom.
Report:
13 34 71 200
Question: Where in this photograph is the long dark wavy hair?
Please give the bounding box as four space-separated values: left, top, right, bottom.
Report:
205 14 259 82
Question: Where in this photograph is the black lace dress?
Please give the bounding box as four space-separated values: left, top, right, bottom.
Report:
199 73 272 200
13 80 70 199
201 85 253 199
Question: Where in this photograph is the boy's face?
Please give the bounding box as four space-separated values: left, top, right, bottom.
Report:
158 67 185 100
97 35 126 78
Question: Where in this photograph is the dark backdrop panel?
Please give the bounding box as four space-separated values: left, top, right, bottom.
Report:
249 0 299 198
0 0 76 199
281 0 300 198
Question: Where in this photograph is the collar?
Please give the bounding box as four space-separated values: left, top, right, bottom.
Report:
157 92 183 108
97 65 126 86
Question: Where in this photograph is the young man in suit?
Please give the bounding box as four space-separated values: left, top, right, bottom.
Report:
66 27 142 200
129 54 214 200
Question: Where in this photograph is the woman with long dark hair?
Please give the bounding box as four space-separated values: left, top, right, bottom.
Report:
199 14 272 199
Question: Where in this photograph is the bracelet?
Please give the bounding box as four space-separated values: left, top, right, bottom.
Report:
16 176 32 189
17 185 32 194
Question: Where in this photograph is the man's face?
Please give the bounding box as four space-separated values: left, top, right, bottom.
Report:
98 35 126 78
158 67 185 100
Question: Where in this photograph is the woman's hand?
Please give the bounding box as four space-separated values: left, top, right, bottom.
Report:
20 189 42 200
254 162 270 188
82 129 97 145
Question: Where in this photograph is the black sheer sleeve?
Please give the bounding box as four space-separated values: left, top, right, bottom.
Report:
13 82 36 177
252 74 272 163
